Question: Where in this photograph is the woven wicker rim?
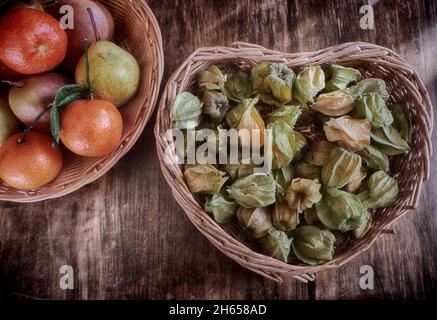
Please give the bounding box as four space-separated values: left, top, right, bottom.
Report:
155 42 434 282
0 0 164 203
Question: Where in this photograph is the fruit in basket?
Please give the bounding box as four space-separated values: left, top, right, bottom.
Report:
47 0 114 73
290 226 335 265
0 8 68 75
75 40 140 107
9 73 71 133
60 99 123 157
0 131 63 189
0 95 20 146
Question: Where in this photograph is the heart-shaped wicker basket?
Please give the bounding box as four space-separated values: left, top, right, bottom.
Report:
155 42 433 282
0 0 164 203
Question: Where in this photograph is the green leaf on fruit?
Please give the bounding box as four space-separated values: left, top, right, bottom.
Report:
50 84 90 147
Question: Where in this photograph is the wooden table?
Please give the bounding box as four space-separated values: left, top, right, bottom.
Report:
0 0 435 300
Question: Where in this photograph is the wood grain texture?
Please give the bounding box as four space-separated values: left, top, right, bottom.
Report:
0 0 435 300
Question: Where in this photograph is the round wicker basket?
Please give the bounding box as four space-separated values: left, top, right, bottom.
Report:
155 42 434 282
0 0 164 203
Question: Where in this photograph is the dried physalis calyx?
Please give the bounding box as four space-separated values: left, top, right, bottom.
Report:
303 207 319 225
322 147 362 189
293 131 307 161
267 105 301 127
294 161 322 180
272 201 299 232
291 226 335 265
237 206 272 239
324 116 371 151
197 65 227 91
390 103 412 143
324 64 362 92
201 90 230 124
285 178 322 213
267 120 296 169
370 125 410 155
353 92 393 128
224 159 257 181
359 170 399 209
224 70 252 103
316 187 366 232
310 90 355 116
258 229 292 262
228 173 277 208
293 66 325 106
170 92 203 129
205 192 238 224
184 165 228 195
226 97 265 148
304 140 337 166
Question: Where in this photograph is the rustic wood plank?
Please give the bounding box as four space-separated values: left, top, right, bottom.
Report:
0 0 435 300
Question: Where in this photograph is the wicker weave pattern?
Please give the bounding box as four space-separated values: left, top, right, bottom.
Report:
0 0 164 202
155 42 433 282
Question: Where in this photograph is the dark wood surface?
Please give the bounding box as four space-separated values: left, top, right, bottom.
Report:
0 0 436 300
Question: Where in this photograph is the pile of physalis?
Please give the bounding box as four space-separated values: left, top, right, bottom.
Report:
170 61 411 265
0 0 140 190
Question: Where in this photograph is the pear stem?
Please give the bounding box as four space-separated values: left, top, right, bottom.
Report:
84 39 94 100
17 103 52 144
1 80 24 88
86 7 101 42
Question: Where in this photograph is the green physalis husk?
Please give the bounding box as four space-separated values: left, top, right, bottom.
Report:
272 201 299 232
272 166 295 198
205 193 238 224
228 173 276 208
310 90 355 116
354 209 372 238
197 65 227 91
316 187 366 232
345 78 390 100
259 228 292 262
224 70 252 103
201 90 230 124
237 206 272 239
370 125 410 155
390 103 413 143
353 92 393 128
170 92 203 129
357 145 390 172
267 105 301 127
285 178 322 213
225 97 265 149
263 63 296 105
291 226 335 265
267 120 296 169
324 64 362 92
251 62 270 94
293 66 325 105
359 170 399 209
184 165 228 195
322 147 362 188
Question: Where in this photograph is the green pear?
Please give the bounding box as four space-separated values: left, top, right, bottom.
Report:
0 94 20 146
75 40 140 107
